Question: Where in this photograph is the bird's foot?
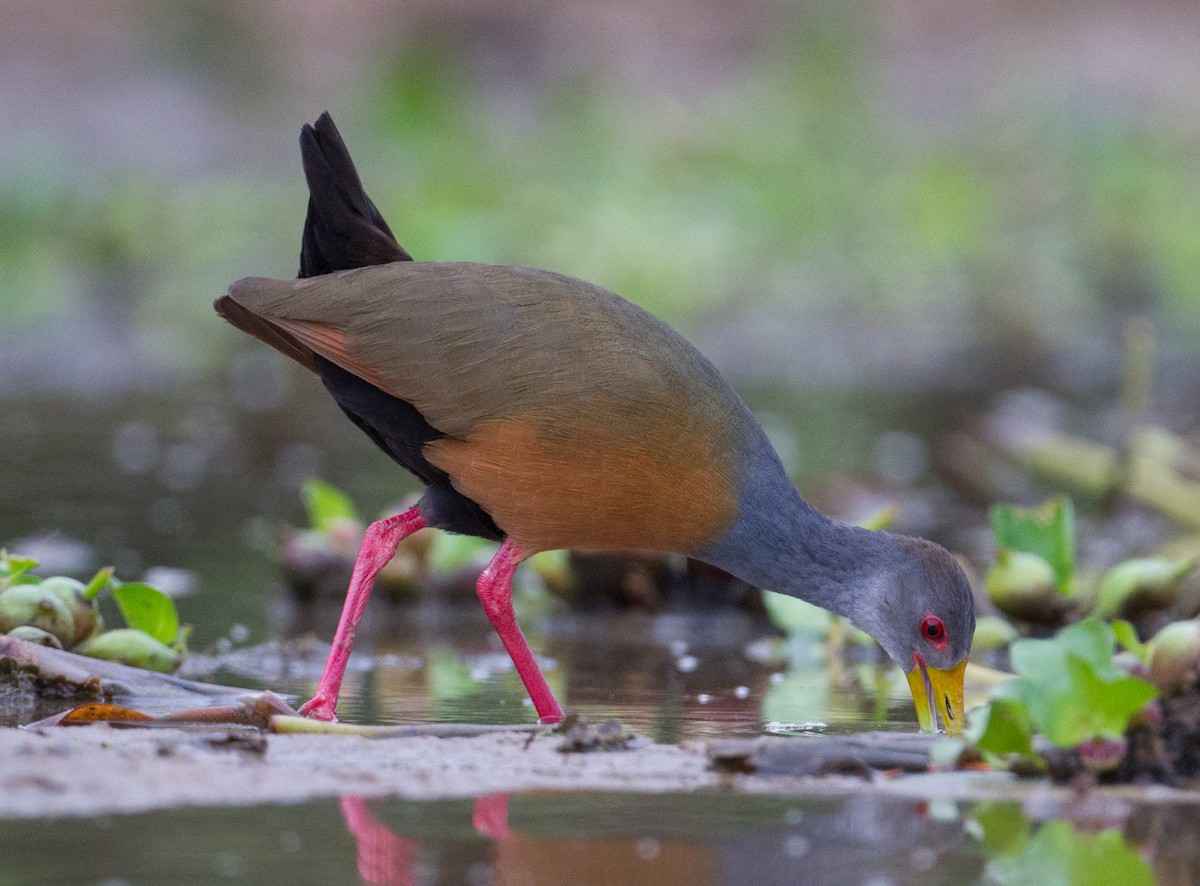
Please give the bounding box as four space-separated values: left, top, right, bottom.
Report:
298 694 339 722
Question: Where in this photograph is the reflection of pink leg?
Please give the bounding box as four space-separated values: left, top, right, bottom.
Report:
472 794 512 843
340 796 415 886
477 541 565 724
300 508 426 721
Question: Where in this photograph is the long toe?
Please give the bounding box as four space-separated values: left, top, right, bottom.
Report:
298 694 339 722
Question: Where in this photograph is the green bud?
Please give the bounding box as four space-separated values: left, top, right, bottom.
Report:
1093 557 1195 620
0 584 77 646
1148 619 1200 697
984 550 1067 623
7 625 64 649
38 576 104 645
75 628 183 673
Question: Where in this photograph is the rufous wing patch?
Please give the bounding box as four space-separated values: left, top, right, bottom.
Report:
269 317 396 394
424 410 739 554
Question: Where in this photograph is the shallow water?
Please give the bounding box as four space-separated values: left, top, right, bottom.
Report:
1 790 1180 886
0 382 940 737
0 383 1172 884
249 607 921 740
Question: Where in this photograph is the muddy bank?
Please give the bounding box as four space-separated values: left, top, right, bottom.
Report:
2 721 1199 822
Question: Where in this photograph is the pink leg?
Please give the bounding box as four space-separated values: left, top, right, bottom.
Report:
299 507 426 721
477 540 565 724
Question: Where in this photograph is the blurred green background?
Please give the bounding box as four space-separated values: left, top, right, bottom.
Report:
5 1 1200 378
2 0 1199 642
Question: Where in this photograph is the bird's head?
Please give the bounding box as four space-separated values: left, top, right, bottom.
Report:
853 535 975 734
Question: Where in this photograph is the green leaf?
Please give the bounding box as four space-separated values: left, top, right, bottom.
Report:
989 497 1076 592
973 698 1036 759
110 581 179 645
82 566 114 602
302 479 360 531
0 551 39 587
1010 619 1115 679
1111 619 1149 665
1037 656 1157 747
987 821 1153 886
991 620 1157 749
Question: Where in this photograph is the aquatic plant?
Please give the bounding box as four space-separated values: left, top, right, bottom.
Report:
0 551 185 672
980 496 1194 636
937 619 1159 773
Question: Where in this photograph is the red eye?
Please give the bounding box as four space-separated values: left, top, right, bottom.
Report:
921 615 947 650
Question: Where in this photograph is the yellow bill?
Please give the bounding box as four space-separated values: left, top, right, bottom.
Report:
905 657 967 734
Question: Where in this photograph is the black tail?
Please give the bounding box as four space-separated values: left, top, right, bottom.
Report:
298 112 412 278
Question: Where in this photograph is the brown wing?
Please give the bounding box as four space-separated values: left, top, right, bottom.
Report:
221 261 749 552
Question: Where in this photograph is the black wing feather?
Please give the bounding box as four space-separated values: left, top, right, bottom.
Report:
298 113 501 540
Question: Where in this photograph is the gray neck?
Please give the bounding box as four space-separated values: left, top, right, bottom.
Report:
693 437 893 621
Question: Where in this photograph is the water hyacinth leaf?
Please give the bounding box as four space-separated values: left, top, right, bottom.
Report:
1044 657 1157 746
1111 619 1150 665
0 584 76 646
989 497 1075 593
110 581 179 644
0 552 39 587
987 619 1156 749
302 478 360 531
81 566 114 602
973 698 1036 760
1092 556 1195 619
74 628 182 673
1009 619 1115 679
1148 619 1200 696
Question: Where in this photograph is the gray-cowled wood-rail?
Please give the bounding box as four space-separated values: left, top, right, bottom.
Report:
216 113 974 733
